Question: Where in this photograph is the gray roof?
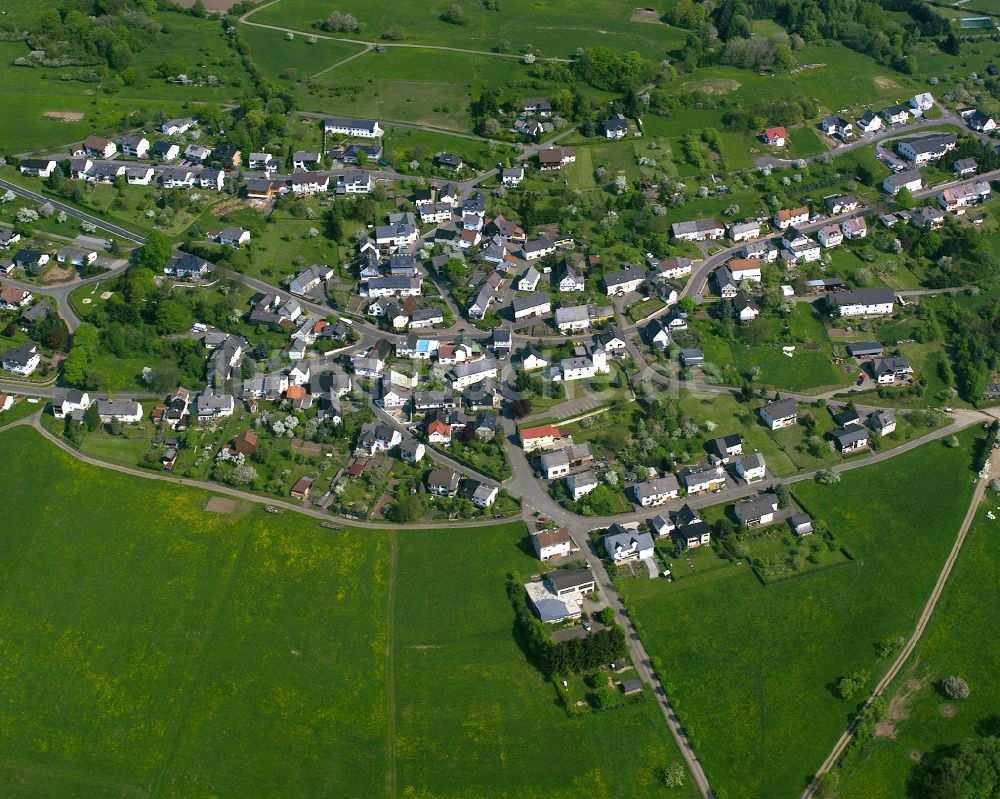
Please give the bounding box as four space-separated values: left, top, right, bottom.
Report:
827 287 894 308
761 397 798 419
546 568 593 592
734 493 779 520
633 474 679 500
511 292 550 313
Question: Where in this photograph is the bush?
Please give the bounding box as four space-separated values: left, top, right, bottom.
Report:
941 675 970 700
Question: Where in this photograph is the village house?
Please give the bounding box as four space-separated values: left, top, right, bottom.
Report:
734 493 779 527
539 442 594 479
883 169 922 196
566 470 599 500
672 217 725 242
537 147 576 170
841 217 867 239
759 397 798 430
727 220 761 242
856 108 881 133
830 425 869 454
868 408 897 436
938 180 991 212
52 389 91 420
19 158 56 178
1 342 40 375
604 265 646 296
735 453 766 483
706 434 743 464
632 474 680 507
824 194 859 214
774 206 809 230
604 525 655 564
871 355 914 384
83 135 116 158
521 424 564 453
677 462 725 494
817 224 843 248
881 103 910 126
97 399 143 424
827 287 894 317
324 116 383 138
762 126 788 147
533 527 574 561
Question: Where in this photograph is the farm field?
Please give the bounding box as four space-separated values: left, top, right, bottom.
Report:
834 502 1000 798
248 0 688 58
619 427 982 799
0 425 699 799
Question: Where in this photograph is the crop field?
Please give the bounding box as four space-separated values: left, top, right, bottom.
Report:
620 428 981 799
0 426 699 798
835 502 1000 797
249 0 687 59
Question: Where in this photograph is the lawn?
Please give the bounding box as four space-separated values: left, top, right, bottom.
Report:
834 502 1000 798
620 427 981 799
0 425 701 798
249 0 687 59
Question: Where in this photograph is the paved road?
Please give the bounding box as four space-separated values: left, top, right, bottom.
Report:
801 446 997 798
11 412 516 531
0 179 144 244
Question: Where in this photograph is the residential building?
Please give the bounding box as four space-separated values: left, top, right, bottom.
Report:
896 133 957 165
566 470 599 501
818 224 843 248
868 408 897 436
97 399 143 423
521 424 563 453
883 169 922 196
82 135 116 158
323 116 383 138
830 425 869 453
602 113 629 139
511 292 551 320
735 453 766 482
672 217 724 242
857 108 882 133
759 397 798 430
728 221 761 242
632 475 680 507
603 526 654 563
774 206 809 229
826 287 894 317
706 434 743 464
871 355 913 384
19 158 56 178
533 528 573 561
734 493 779 527
52 389 91 420
677 462 725 493
604 265 646 296
537 147 576 170
841 217 867 239
762 126 788 146
1 342 39 375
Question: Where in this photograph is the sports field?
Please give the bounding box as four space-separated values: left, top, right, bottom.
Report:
620 428 981 799
0 426 698 798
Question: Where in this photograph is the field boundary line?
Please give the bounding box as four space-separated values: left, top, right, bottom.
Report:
385 531 398 799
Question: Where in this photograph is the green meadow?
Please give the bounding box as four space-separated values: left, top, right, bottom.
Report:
0 425 699 798
619 428 981 799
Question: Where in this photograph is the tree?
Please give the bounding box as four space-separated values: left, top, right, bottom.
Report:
596 607 615 625
816 468 840 485
389 491 425 523
834 671 868 699
83 402 101 432
911 736 1000 798
941 675 971 700
895 187 915 210
774 483 790 508
442 3 467 24
135 231 172 271
588 688 617 710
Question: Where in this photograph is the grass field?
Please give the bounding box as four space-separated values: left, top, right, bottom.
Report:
620 427 981 799
240 25 368 82
249 0 687 59
301 47 584 131
834 501 1000 797
0 425 700 798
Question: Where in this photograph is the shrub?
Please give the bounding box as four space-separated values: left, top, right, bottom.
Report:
941 675 970 700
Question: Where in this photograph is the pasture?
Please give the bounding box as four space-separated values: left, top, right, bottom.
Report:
835 503 1000 797
620 428 981 799
249 0 687 59
0 425 698 798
